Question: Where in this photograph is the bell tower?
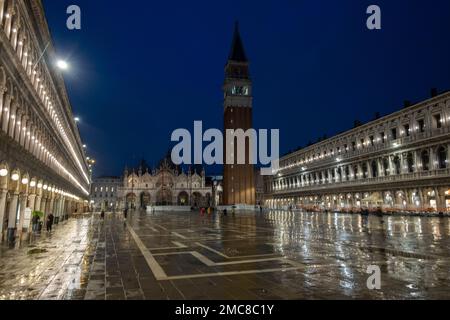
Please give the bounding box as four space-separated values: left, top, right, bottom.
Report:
223 22 255 206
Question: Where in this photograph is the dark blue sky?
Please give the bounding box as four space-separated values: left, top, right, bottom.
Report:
43 0 450 177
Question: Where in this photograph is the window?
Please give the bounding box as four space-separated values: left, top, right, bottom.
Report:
421 151 430 171
404 124 410 137
383 158 389 176
391 128 397 140
352 142 356 151
371 161 378 178
360 139 365 147
370 136 374 146
362 163 368 179
437 146 447 169
418 119 425 133
393 156 401 175
434 114 442 129
380 132 386 143
407 153 414 173
231 86 249 96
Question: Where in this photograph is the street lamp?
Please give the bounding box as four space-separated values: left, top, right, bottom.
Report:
0 168 8 177
56 59 69 70
74 117 80 123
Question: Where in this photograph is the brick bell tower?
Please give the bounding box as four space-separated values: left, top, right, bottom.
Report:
223 22 256 206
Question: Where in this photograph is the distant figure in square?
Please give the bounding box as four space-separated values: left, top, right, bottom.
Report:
46 213 54 233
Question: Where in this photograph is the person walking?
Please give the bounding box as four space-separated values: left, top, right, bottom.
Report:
32 214 40 233
46 213 54 233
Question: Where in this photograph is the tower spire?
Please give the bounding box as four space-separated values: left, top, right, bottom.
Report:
228 21 248 62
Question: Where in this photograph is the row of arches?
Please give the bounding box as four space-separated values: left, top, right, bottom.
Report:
267 187 450 212
279 101 450 172
0 160 85 242
272 145 449 191
124 191 212 208
0 0 89 195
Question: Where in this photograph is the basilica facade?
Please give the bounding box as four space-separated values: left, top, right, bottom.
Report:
117 161 213 210
264 90 450 213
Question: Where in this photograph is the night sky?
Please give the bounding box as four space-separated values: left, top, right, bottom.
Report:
42 0 450 177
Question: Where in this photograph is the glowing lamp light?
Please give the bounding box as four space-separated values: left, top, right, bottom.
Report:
21 178 29 185
43 184 48 190
30 181 36 187
11 173 20 181
37 183 43 189
0 168 8 177
56 60 69 70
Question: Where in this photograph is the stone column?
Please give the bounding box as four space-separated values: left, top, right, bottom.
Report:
367 161 372 178
357 163 363 179
430 148 436 170
26 194 36 229
418 189 424 210
0 85 5 121
17 193 27 238
1 94 12 133
7 103 16 138
378 159 384 177
7 192 19 234
349 166 354 180
388 156 394 176
0 189 7 242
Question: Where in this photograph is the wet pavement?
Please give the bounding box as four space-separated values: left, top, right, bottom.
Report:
1 210 450 300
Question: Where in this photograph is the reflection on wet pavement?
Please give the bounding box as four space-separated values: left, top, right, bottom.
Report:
1 210 450 300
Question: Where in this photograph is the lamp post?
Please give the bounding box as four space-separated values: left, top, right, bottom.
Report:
33 41 69 72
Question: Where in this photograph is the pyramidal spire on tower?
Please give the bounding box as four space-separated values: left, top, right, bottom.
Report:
228 21 248 62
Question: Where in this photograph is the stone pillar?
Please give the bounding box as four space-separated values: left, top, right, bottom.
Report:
430 148 436 170
0 85 5 122
378 159 384 177
0 189 7 242
357 163 363 179
418 189 424 210
349 166 354 180
388 156 394 176
437 188 446 211
17 194 27 237
7 103 16 138
26 194 36 229
7 192 19 231
1 94 11 133
367 161 372 178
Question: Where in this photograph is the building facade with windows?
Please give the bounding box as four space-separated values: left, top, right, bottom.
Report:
0 0 90 242
90 176 121 211
264 91 450 213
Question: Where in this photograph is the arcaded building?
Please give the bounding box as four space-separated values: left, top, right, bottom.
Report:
0 0 90 241
264 90 450 212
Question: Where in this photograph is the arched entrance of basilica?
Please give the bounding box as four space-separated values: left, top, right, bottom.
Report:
140 192 151 209
156 188 172 206
177 191 189 206
126 193 137 209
